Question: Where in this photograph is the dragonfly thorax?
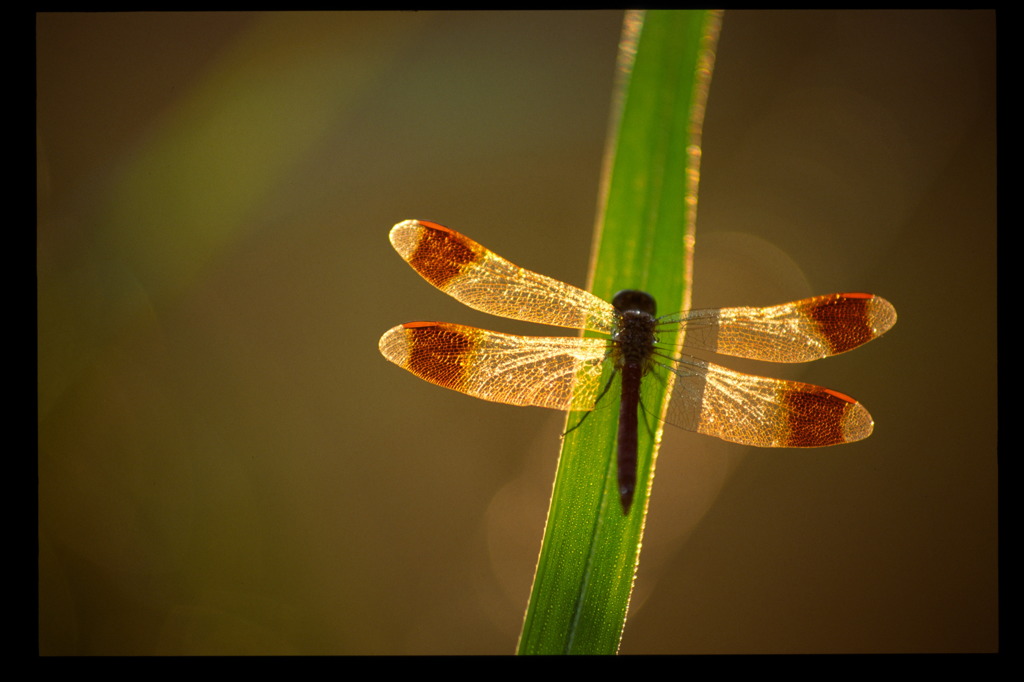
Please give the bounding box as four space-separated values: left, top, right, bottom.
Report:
612 290 658 369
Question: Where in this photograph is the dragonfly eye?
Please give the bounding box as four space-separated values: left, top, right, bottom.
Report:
612 290 657 316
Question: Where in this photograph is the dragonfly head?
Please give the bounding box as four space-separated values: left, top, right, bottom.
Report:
612 290 657 316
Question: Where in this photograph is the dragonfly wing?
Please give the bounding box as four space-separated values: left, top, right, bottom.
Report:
390 220 617 333
670 293 896 363
380 322 609 411
662 355 874 447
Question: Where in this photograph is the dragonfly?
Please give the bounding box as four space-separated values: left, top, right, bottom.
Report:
379 220 896 514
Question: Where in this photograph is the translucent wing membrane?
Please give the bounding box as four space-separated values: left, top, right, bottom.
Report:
390 220 617 333
668 293 897 363
661 355 873 447
379 322 608 412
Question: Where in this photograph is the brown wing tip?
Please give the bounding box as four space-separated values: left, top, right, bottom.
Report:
815 388 874 444
390 220 451 247
388 219 483 291
782 387 875 446
379 322 449 363
839 292 898 337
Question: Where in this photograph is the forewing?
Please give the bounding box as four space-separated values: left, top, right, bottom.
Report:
389 220 617 333
668 293 897 363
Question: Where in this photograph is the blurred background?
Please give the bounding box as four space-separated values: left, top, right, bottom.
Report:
37 11 996 654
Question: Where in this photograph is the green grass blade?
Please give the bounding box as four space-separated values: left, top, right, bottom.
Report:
517 9 721 655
